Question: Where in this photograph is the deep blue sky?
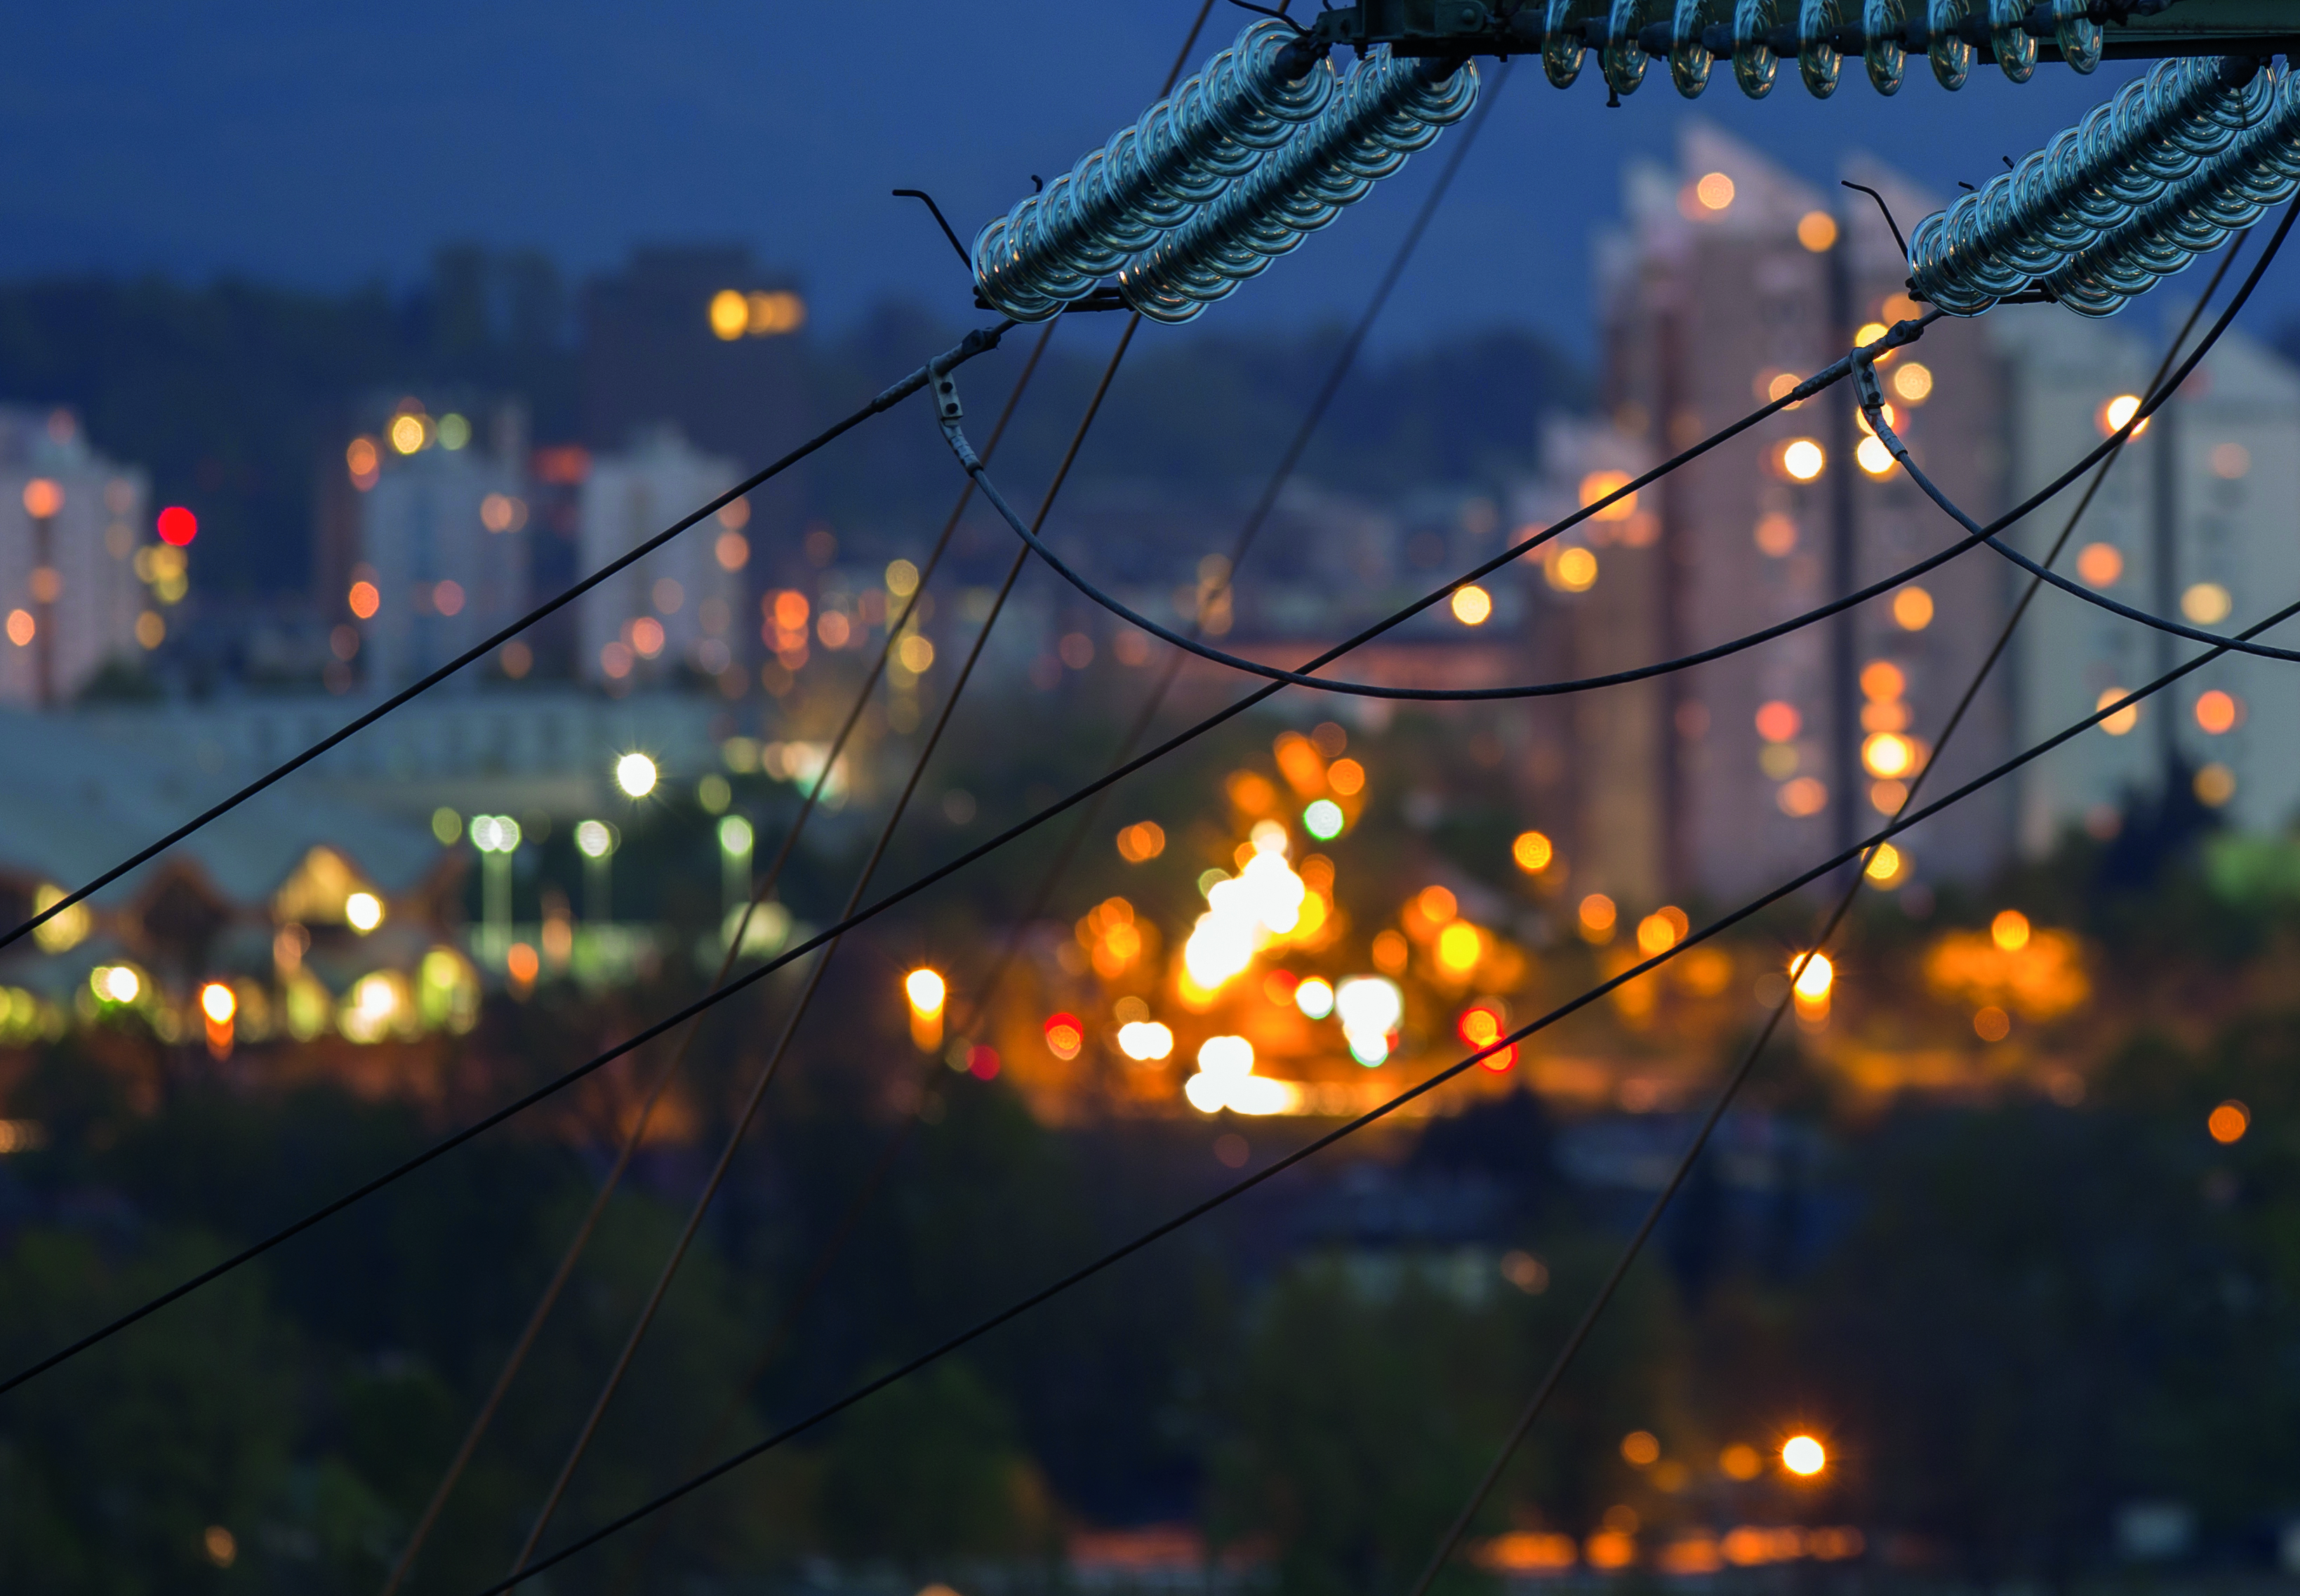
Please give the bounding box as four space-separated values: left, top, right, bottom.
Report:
5 4 2284 355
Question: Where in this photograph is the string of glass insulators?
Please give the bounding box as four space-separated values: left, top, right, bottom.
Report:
2047 62 2300 314
1908 54 2281 315
1115 51 1480 324
1534 0 2103 100
970 19 1334 323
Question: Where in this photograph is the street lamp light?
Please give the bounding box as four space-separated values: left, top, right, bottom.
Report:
472 813 522 962
615 752 658 798
717 813 754 916
574 818 618 923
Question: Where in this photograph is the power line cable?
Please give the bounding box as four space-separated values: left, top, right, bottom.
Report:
478 561 2300 1596
602 74 1510 1580
0 325 1011 960
376 319 1065 1596
0 275 2200 1401
462 225 2293 1590
503 315 1148 1576
496 4 1230 1560
1402 215 2270 1596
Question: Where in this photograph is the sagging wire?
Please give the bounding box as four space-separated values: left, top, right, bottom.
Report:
1401 213 2268 1596
1892 200 2300 663
0 278 2173 1405
0 323 1015 962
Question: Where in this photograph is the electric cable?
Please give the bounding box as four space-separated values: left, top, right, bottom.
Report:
0 262 2218 1402
1403 219 2261 1596
458 222 2294 1590
375 320 1065 1596
605 74 1511 1581
503 316 1147 1577
476 566 2300 1596
0 324 1013 960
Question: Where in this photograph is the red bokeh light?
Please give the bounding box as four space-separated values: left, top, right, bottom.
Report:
967 1044 1001 1081
157 505 197 546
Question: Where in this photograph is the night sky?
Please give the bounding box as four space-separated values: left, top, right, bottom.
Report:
4 4 2278 356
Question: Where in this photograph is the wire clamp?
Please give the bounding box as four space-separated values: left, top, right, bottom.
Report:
927 355 981 470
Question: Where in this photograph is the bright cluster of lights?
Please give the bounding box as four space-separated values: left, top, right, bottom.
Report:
1183 1035 1292 1115
1334 975 1403 1065
1118 1020 1175 1060
615 752 658 797
90 964 143 1004
1183 822 1307 995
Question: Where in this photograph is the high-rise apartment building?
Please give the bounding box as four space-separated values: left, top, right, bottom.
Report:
1570 126 2017 908
1989 310 2300 845
347 403 531 691
578 426 747 691
0 406 153 706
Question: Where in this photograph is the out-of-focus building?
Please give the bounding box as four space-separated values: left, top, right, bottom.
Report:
578 426 748 691
0 406 156 705
1988 310 2300 843
580 246 809 468
1572 125 2016 909
342 400 533 691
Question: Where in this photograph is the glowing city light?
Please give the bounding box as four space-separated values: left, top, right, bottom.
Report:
905 968 947 1017
1512 830 1553 872
470 815 522 853
1696 171 1736 211
345 891 384 933
389 413 426 454
200 982 237 1024
1303 799 1345 840
1863 843 1903 883
1579 893 1617 937
348 580 380 619
2195 690 2239 733
1856 436 1896 476
1044 1011 1084 1060
1790 952 1833 1002
2181 582 2233 625
2096 687 2139 736
575 820 615 859
1621 1430 1661 1467
1892 361 1934 403
437 413 470 450
615 753 658 797
709 289 749 340
1435 920 1483 975
92 965 140 1004
2075 543 2123 587
1546 546 1598 592
2099 393 2147 437
1892 587 1934 630
1780 440 1826 481
1795 210 1837 251
1755 700 1800 743
21 479 61 518
157 506 198 546
1117 1020 1174 1060
1295 976 1335 1020
2209 1099 2250 1143
1990 909 2030 952
1334 976 1402 1066
1861 732 1915 780
1578 470 1637 520
1450 584 1493 625
1781 1435 1826 1476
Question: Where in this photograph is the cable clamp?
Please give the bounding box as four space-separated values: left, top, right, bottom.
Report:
927 354 981 471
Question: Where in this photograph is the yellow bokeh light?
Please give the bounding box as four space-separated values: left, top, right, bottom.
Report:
709 289 748 340
1635 912 1679 956
1892 361 1934 404
1579 893 1616 939
1863 842 1904 883
1861 731 1915 780
1436 920 1484 974
2099 393 2148 437
1990 909 2030 952
388 413 426 455
1780 439 1825 481
1451 584 1493 625
1854 321 1889 350
1790 952 1833 1002
345 891 384 933
1512 830 1553 873
1856 435 1896 476
1547 546 1598 592
2195 762 2236 807
1697 171 1736 211
199 982 237 1024
1621 1430 1661 1467
2096 687 2139 736
1578 470 1638 521
616 752 659 797
1796 210 1837 251
2181 582 2232 625
905 967 946 1017
1781 1435 1826 1476
2208 1099 2249 1143
1859 660 1904 702
1892 586 1934 630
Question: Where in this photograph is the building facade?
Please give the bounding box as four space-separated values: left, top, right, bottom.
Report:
0 406 153 706
578 426 747 691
